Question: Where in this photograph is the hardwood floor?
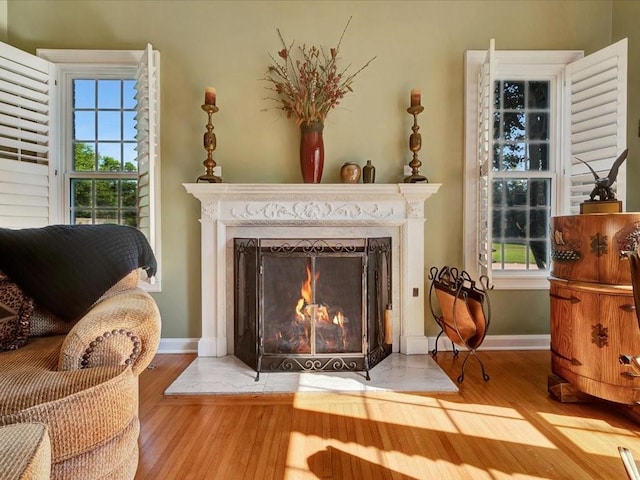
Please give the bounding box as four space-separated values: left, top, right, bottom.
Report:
135 351 640 479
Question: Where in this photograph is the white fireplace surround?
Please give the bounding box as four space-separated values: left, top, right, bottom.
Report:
184 183 441 358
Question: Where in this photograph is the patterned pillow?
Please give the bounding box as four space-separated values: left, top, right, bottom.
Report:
0 271 34 351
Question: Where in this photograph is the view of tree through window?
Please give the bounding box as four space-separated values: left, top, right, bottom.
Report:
71 79 137 226
492 80 552 271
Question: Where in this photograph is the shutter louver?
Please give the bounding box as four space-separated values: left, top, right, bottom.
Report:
477 39 495 281
565 38 627 214
0 41 54 228
134 44 160 283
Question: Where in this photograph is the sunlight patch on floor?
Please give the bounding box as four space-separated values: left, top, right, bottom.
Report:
293 394 556 448
284 432 562 480
538 411 640 458
292 392 462 432
538 411 636 436
292 391 450 418
487 468 551 479
436 398 527 419
448 408 555 447
285 398 567 480
285 435 472 480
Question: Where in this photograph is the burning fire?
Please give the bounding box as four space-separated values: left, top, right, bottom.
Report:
285 262 348 353
295 264 318 322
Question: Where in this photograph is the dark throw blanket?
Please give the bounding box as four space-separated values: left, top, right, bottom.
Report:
0 224 157 322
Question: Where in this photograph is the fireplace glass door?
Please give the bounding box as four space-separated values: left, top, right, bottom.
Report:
261 249 365 357
234 238 391 377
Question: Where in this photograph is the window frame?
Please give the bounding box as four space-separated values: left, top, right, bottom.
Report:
59 67 139 227
464 49 583 290
37 48 162 291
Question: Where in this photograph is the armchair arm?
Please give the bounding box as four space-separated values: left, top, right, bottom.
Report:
58 288 161 375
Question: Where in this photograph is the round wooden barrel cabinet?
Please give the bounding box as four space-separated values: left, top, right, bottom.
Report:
549 213 640 408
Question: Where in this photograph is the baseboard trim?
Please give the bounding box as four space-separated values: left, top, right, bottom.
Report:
158 338 199 354
429 334 550 352
157 335 550 355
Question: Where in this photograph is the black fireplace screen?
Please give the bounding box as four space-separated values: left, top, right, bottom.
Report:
234 238 391 378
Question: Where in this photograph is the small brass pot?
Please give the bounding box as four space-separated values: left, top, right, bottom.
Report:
340 162 361 183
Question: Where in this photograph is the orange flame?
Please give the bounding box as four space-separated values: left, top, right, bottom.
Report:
295 298 305 322
300 264 317 305
295 264 319 323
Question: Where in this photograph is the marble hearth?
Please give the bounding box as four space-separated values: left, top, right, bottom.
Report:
184 183 441 358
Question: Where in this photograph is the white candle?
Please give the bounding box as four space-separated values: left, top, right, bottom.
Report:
204 87 217 106
410 88 421 107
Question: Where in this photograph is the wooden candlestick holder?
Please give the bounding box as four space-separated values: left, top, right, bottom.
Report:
404 105 428 183
197 104 222 183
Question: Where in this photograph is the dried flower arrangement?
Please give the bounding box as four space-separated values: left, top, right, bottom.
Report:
263 17 376 127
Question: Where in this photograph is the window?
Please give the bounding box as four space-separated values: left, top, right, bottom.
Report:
70 78 138 226
465 39 627 290
0 43 161 290
491 80 552 272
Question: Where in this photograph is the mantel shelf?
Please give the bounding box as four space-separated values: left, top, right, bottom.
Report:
183 182 441 201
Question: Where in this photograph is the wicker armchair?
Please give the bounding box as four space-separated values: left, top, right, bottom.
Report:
0 423 51 480
0 269 161 479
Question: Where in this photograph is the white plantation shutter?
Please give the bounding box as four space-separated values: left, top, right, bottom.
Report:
477 39 495 281
565 38 627 213
0 41 56 228
135 44 161 284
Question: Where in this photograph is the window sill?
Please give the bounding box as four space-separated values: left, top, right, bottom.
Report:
138 276 161 293
140 282 161 293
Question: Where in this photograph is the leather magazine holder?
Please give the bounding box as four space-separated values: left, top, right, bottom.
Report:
429 266 491 382
431 267 489 349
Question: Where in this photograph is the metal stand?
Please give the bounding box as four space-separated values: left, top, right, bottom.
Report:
404 105 428 183
431 328 459 358
428 266 492 383
197 104 222 183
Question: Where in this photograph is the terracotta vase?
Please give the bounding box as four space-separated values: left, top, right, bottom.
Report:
299 121 324 183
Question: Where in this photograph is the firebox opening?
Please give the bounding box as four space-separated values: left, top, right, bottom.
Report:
234 238 392 377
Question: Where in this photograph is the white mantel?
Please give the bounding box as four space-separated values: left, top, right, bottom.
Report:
184 183 441 358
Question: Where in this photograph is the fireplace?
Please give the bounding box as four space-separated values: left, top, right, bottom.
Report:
234 238 392 379
183 183 441 362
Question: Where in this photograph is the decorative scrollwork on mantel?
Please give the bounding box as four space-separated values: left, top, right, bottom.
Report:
230 201 397 221
201 200 218 220
405 200 425 218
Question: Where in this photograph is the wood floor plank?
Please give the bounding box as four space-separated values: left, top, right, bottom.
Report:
135 351 640 479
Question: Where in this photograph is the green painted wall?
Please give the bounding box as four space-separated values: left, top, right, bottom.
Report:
613 0 640 212
0 1 6 43
6 0 621 339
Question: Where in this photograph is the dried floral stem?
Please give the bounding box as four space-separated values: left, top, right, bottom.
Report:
262 17 375 127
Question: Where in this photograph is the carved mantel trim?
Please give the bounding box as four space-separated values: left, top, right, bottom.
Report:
186 183 440 222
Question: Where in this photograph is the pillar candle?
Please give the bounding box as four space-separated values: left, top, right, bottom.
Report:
384 305 393 345
204 87 217 106
410 88 421 107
